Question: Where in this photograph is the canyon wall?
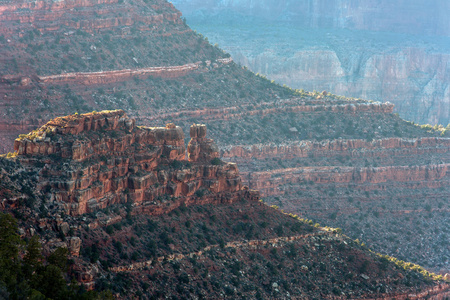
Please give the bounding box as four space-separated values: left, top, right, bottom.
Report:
238 47 450 125
222 137 450 161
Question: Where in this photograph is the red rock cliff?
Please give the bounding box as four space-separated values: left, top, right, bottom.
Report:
13 110 258 215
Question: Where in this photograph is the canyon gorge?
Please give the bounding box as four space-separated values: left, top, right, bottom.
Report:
2 110 449 298
0 0 449 298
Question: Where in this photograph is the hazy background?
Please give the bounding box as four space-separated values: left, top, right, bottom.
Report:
171 0 450 125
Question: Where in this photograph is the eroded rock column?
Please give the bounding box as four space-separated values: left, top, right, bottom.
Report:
187 124 219 162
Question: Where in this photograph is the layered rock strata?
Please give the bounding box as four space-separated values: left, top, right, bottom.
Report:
245 164 449 196
140 100 394 123
0 58 233 86
221 136 450 273
13 110 258 215
0 0 182 36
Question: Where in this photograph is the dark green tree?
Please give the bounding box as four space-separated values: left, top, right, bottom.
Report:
23 235 44 280
0 212 22 292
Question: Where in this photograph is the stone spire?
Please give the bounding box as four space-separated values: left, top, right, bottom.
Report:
187 124 219 162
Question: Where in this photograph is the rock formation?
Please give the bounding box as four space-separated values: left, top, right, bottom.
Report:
12 110 257 216
187 124 219 162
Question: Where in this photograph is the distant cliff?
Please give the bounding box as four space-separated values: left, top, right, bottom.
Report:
240 46 450 125
174 0 450 125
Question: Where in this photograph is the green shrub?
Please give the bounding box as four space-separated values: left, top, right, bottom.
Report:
195 189 205 198
211 157 222 165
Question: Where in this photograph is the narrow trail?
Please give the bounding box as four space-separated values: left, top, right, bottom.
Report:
0 58 233 86
110 231 328 273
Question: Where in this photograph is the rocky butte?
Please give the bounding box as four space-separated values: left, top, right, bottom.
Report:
0 0 449 286
1 110 450 298
11 109 256 216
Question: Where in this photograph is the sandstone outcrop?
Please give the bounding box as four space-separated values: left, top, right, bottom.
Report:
13 110 258 215
187 124 219 162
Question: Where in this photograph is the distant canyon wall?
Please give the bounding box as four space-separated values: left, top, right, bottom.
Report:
237 48 450 125
173 0 450 125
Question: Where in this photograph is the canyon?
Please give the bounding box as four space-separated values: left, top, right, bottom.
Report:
12 110 254 216
3 110 449 298
0 0 449 297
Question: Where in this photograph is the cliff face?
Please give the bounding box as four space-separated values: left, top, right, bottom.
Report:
238 47 450 125
13 110 256 216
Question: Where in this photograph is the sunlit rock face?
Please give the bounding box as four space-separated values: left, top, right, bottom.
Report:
173 0 450 125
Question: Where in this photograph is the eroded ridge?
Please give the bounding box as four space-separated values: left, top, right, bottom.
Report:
12 110 259 215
